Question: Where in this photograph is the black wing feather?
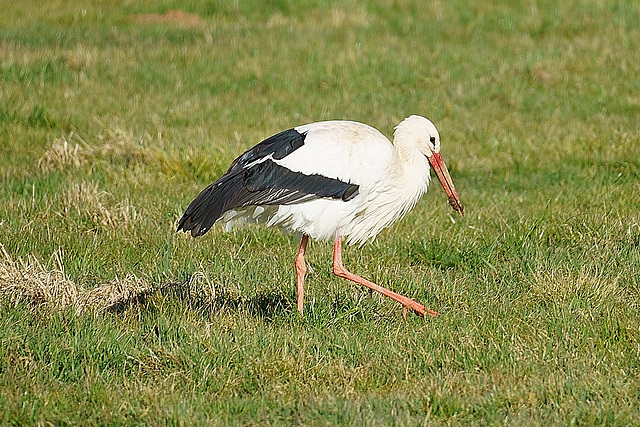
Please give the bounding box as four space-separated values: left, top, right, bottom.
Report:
226 128 306 173
177 129 359 237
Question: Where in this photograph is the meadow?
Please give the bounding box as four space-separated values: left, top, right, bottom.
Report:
1 0 639 424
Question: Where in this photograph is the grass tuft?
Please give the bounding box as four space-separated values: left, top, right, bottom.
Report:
60 181 139 231
38 133 84 172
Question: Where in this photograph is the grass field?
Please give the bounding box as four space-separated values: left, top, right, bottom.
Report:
1 0 640 424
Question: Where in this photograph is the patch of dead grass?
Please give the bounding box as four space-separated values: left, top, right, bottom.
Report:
61 181 139 230
0 245 152 312
93 126 147 166
38 132 85 172
38 127 148 173
63 45 98 70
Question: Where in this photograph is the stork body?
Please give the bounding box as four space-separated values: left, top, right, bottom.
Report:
178 115 464 317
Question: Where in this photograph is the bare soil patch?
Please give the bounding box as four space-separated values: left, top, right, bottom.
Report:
130 10 204 28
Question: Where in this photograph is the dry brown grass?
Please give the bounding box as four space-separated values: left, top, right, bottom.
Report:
0 245 152 312
63 45 99 71
92 126 148 166
38 127 149 173
61 181 139 230
38 128 146 231
37 132 85 172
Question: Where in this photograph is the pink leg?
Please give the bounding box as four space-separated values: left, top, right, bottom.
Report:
332 237 439 318
295 234 309 314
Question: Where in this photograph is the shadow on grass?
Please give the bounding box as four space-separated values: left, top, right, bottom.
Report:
108 275 292 321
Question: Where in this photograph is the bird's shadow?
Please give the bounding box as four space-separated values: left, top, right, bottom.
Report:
107 274 292 321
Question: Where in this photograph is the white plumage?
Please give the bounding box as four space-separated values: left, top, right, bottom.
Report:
178 115 463 317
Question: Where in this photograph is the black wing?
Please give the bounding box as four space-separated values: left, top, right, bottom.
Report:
177 128 359 237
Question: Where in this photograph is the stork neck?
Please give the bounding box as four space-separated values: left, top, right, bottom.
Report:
391 149 429 203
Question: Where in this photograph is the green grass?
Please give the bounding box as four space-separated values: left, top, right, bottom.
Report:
1 0 640 424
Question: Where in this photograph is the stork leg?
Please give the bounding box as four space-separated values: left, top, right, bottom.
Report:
332 237 439 317
295 234 309 314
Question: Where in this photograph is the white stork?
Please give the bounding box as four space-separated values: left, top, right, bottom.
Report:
177 115 464 317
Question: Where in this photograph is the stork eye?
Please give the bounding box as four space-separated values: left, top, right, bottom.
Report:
429 136 436 144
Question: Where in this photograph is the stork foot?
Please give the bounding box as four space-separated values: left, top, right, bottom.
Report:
402 300 440 318
333 236 440 319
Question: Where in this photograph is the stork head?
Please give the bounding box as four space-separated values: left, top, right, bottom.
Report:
395 115 464 216
394 114 441 155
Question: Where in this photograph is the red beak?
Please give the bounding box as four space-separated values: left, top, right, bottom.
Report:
428 153 464 216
